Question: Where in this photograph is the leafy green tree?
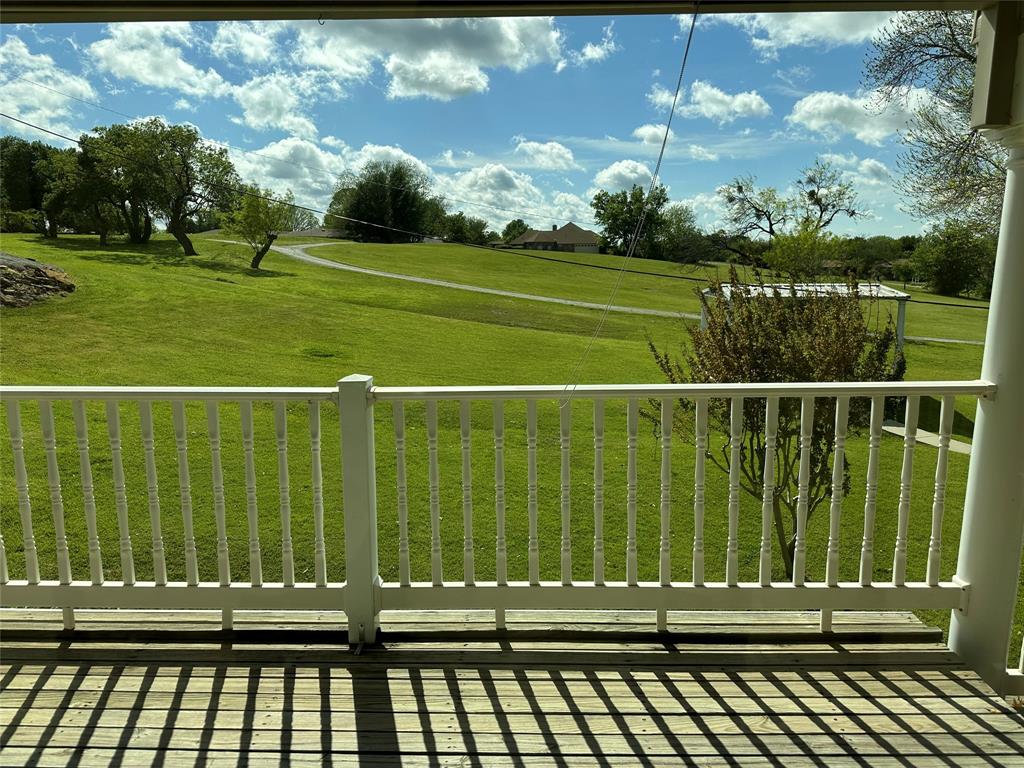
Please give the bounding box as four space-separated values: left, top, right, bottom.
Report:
837 235 902 278
0 137 52 231
501 218 530 243
326 160 432 243
657 203 705 263
226 186 294 269
285 204 320 232
764 223 839 280
912 220 996 297
82 120 167 244
648 270 905 579
590 183 669 259
149 122 239 255
35 145 79 238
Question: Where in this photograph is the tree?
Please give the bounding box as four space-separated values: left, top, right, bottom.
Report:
326 160 432 243
149 122 240 255
501 218 530 243
35 145 79 238
764 223 840 280
864 11 1006 234
226 185 294 270
82 120 167 244
0 137 51 232
285 204 320 232
912 219 996 297
657 203 705 263
717 159 863 270
591 183 669 259
648 270 905 579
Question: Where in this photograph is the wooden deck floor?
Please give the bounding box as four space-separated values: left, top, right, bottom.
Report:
1 609 1022 766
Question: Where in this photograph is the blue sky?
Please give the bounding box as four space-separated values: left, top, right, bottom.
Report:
0 12 930 235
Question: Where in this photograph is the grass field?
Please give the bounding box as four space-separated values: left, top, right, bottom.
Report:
306 240 991 342
0 231 1018 663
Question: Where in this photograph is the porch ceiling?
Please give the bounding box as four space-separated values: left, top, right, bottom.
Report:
1 0 993 24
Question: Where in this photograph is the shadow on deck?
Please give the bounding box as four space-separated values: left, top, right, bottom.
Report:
1 610 1022 767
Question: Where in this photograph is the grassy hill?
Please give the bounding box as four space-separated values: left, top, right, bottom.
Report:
0 231 1017 661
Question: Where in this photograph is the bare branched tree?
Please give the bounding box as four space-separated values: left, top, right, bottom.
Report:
864 10 1006 234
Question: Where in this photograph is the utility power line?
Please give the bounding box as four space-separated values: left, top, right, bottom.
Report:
8 74 603 229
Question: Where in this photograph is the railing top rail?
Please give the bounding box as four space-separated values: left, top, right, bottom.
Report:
0 386 337 402
371 380 996 402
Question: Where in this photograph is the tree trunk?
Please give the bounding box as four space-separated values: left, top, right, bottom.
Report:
45 216 58 238
121 202 140 243
141 213 152 243
98 229 108 246
250 233 277 270
169 222 197 256
772 494 795 580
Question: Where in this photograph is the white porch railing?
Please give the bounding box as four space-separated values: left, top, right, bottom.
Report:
3 376 1020 691
0 386 344 630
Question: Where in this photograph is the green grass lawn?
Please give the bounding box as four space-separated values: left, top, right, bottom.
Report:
0 231 1018 664
304 241 990 342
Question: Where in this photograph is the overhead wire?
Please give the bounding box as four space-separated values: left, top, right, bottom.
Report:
2 103 990 316
8 74 604 229
558 4 700 407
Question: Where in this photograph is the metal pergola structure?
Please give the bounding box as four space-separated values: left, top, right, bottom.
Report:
1 0 1021 696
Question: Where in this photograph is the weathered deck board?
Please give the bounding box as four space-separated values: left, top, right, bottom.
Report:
1 609 1022 767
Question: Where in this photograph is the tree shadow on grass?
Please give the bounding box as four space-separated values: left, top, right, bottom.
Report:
32 236 295 278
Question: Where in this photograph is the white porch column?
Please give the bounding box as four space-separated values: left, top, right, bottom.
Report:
949 140 1024 694
339 374 382 645
950 3 1024 695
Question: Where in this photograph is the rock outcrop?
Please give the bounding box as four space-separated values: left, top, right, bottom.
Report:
0 252 75 307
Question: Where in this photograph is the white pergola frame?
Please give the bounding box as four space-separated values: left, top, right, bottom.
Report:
700 283 912 348
3 0 1022 696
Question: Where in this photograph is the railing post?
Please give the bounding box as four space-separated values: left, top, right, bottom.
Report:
948 134 1024 692
339 375 381 645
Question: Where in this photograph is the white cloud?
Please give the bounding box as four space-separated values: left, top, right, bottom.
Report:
211 21 284 65
229 136 430 210
854 157 890 185
679 80 772 124
647 83 677 110
88 22 230 98
786 88 929 145
0 35 96 139
293 18 562 101
590 159 653 197
173 97 195 112
349 142 431 177
632 123 674 145
559 21 619 71
513 137 580 169
385 51 490 100
229 137 346 208
435 148 477 168
680 191 727 230
232 73 319 138
435 162 549 227
821 152 890 186
716 12 894 60
687 144 719 162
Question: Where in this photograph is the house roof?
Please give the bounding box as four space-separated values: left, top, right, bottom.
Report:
509 222 601 247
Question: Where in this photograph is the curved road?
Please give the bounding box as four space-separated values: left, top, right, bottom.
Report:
265 241 700 320
220 239 984 344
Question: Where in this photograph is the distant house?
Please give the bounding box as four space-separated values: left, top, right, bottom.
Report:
507 222 602 253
